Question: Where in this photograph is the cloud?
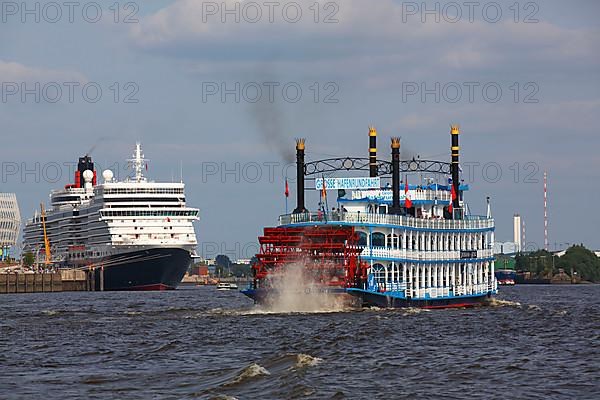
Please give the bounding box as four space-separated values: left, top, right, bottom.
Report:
129 0 600 74
0 60 86 83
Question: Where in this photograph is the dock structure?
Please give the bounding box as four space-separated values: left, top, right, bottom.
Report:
0 269 90 294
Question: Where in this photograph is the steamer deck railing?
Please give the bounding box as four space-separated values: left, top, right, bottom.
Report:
279 212 494 231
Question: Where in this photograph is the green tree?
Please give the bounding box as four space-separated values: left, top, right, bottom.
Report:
230 263 252 277
215 254 232 277
556 245 600 283
515 249 553 276
22 252 35 267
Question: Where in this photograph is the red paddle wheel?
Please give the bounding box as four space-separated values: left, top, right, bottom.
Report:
250 225 366 291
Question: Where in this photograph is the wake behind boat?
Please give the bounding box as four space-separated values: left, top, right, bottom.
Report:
23 143 200 291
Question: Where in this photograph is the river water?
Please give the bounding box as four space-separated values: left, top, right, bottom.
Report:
1 285 598 399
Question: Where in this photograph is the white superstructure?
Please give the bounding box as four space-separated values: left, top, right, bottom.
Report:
280 185 497 300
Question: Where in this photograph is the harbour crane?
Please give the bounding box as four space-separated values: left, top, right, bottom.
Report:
40 203 52 266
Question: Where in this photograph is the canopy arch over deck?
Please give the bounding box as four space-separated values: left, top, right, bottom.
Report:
303 157 451 177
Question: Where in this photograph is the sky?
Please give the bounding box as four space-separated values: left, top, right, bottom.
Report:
1 0 599 259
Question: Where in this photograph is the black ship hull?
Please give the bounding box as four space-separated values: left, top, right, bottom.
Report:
92 247 191 291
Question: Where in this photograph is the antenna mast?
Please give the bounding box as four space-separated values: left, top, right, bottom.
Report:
128 142 147 182
544 171 548 251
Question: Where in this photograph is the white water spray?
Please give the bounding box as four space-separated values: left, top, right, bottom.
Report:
261 262 350 313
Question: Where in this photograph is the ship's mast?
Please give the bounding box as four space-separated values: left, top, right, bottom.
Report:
129 142 147 183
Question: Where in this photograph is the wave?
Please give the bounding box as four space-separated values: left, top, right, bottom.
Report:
402 307 431 315
224 363 271 386
295 354 323 368
487 298 522 308
148 341 180 354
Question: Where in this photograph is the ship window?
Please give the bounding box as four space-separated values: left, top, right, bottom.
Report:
371 232 385 247
357 231 368 247
372 263 386 286
387 234 399 249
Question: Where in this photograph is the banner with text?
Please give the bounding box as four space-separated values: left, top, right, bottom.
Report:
315 177 381 191
351 189 408 202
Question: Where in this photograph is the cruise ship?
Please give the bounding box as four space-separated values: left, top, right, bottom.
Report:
23 143 199 290
243 126 497 308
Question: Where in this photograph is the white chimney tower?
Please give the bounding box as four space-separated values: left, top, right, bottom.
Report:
513 214 522 253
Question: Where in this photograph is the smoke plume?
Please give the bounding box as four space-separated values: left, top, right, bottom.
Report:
248 99 295 163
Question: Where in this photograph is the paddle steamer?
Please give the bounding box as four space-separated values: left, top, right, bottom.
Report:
243 126 497 308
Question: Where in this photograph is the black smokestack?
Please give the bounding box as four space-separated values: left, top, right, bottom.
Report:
451 125 460 211
369 126 377 177
77 155 94 188
391 137 401 214
293 139 307 214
